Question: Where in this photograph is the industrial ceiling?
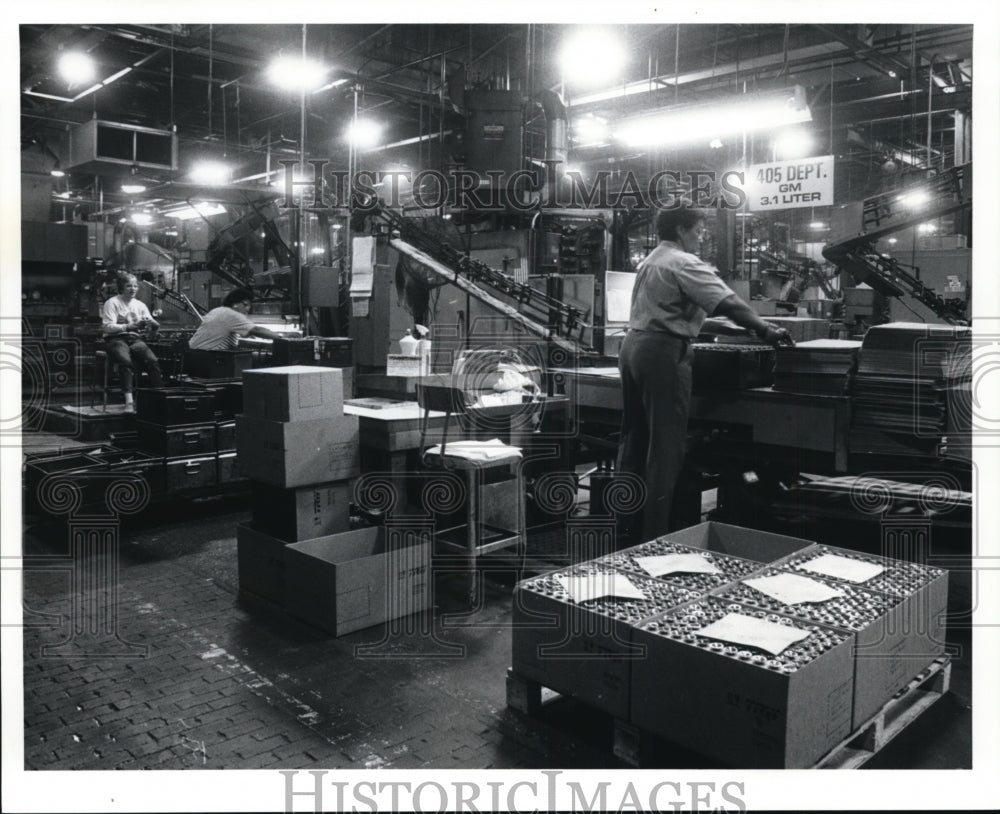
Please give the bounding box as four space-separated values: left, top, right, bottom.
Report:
20 23 974 215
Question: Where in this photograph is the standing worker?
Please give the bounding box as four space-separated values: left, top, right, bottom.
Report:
187 289 285 350
101 272 163 413
617 207 793 544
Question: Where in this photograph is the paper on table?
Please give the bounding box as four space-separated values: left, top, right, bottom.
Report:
743 572 846 605
555 572 647 604
349 235 375 299
635 552 723 578
425 438 522 461
695 612 811 656
796 553 885 584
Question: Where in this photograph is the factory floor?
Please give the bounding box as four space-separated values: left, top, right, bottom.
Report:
18 439 972 772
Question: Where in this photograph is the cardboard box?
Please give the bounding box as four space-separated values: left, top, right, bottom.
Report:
631 597 855 768
284 526 432 636
659 521 815 564
511 564 699 720
235 414 360 488
779 544 949 720
237 523 289 604
252 481 353 542
242 366 345 422
595 538 761 594
712 566 908 729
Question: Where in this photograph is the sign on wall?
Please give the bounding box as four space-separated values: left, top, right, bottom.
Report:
746 155 835 211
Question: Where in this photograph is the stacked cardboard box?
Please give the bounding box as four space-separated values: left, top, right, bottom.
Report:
235 366 423 635
511 521 949 768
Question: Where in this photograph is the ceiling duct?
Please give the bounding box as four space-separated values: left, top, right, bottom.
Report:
62 119 177 177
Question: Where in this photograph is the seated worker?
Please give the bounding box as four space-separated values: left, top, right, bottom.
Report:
188 289 284 350
101 272 164 413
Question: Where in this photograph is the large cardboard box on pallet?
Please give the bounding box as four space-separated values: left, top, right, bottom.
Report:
713 566 914 729
511 564 699 720
235 414 360 488
284 526 432 636
630 596 855 768
777 544 950 726
252 481 353 542
658 521 814 564
241 365 344 422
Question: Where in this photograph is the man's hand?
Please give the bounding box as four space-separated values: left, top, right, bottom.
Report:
757 324 795 347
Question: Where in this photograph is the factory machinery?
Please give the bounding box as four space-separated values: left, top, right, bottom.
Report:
823 163 971 325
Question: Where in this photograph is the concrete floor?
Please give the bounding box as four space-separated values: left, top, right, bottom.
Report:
19 484 972 772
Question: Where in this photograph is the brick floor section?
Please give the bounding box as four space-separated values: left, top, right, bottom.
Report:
20 502 972 772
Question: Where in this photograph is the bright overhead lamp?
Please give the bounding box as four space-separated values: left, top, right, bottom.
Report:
57 51 96 85
164 202 227 221
917 223 937 234
189 161 231 186
775 129 815 160
131 212 154 226
616 86 812 149
346 119 383 149
560 28 626 87
572 114 609 146
268 56 328 91
121 183 147 195
898 190 930 209
50 168 65 178
809 221 828 230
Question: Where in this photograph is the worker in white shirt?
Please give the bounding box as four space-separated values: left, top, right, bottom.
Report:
100 273 163 412
187 289 284 350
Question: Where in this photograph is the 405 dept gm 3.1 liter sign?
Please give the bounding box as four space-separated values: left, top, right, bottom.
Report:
746 155 834 211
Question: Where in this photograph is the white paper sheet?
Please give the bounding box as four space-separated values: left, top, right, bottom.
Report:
743 573 845 605
555 572 647 604
635 552 722 578
424 438 522 461
695 612 811 656
796 553 885 584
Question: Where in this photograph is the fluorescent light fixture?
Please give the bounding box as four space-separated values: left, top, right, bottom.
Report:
131 212 154 226
572 114 608 146
121 183 147 194
189 161 231 186
56 191 71 199
50 168 65 178
809 221 827 230
917 223 937 234
887 237 898 244
616 86 811 149
165 202 227 221
775 129 815 159
268 56 328 91
560 28 626 87
57 51 96 85
346 119 383 149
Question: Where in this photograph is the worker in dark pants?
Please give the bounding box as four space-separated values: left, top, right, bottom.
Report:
616 207 793 545
101 272 163 412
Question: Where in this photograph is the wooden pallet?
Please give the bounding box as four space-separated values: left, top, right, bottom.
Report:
507 656 952 769
814 656 951 769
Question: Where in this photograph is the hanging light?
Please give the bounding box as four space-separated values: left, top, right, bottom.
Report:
57 51 96 85
189 161 231 185
346 119 383 149
560 28 626 87
267 56 328 91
